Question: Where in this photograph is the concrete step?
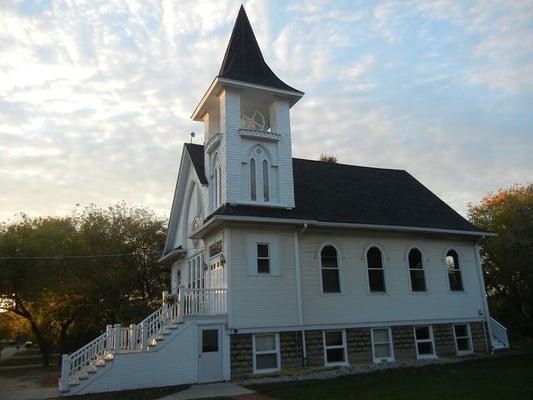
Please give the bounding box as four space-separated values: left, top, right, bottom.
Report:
78 371 89 380
69 377 80 386
95 359 106 367
86 365 97 373
154 335 165 341
103 353 114 361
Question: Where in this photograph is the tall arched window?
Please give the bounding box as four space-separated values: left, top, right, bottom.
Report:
214 155 222 208
262 159 269 202
250 158 257 201
446 249 463 291
248 146 270 203
367 246 385 293
408 248 426 292
320 245 340 293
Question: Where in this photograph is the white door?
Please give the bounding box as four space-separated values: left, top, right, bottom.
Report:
198 326 223 383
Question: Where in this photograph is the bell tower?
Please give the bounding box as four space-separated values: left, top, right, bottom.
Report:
192 5 303 213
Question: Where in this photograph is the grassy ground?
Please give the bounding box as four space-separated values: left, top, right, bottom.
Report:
51 385 186 400
247 340 533 400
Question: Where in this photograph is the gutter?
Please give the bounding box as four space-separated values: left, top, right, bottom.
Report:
293 224 308 366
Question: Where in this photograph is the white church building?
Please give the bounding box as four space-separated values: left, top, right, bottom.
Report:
59 6 509 396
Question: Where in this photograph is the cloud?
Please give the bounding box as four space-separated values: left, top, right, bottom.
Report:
0 0 531 223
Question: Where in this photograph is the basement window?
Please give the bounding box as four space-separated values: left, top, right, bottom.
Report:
454 324 473 355
414 326 436 359
323 330 347 366
371 328 394 363
253 334 280 373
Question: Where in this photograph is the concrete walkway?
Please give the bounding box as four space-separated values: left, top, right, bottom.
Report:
158 382 255 400
0 387 57 400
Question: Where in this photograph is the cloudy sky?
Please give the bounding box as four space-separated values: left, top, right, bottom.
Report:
1 0 532 222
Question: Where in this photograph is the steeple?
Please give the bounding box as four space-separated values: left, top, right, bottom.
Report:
218 5 302 94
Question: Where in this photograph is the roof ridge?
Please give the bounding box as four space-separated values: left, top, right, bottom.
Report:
292 157 406 173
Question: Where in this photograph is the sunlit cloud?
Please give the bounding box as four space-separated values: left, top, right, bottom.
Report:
0 0 531 222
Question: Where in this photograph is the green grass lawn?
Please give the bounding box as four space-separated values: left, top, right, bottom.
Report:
248 348 533 400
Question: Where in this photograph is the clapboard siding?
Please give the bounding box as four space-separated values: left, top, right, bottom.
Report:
299 231 484 326
230 227 298 329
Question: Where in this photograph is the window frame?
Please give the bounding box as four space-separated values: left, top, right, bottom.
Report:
252 333 281 374
453 323 473 356
256 242 271 274
365 245 387 294
413 326 437 360
445 248 464 293
318 243 342 295
322 330 348 367
407 247 427 294
371 327 395 363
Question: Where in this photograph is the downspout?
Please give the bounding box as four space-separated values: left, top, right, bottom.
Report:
294 223 308 366
473 239 494 354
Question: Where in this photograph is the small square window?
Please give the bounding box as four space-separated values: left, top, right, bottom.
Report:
202 329 218 353
257 243 270 274
323 331 347 366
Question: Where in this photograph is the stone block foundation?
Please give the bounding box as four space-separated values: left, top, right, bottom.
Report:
230 321 490 378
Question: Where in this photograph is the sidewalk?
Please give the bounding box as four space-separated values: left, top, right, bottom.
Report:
158 382 255 400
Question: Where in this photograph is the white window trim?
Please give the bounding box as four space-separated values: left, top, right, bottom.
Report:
406 246 428 294
444 248 465 293
322 330 349 367
453 323 473 356
365 244 387 294
317 242 342 295
414 326 437 360
252 333 281 374
371 327 395 363
256 242 271 274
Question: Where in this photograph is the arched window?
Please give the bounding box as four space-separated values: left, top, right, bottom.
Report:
446 249 463 291
320 245 340 293
262 159 269 202
367 246 385 292
214 155 222 208
248 146 270 203
250 158 257 201
408 248 426 292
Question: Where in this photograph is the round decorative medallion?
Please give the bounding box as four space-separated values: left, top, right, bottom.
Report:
255 147 262 155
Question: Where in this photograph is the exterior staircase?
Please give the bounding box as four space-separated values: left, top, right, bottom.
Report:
59 288 227 396
490 317 510 351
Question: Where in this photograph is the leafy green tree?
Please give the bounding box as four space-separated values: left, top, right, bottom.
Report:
319 154 338 163
468 184 533 336
0 203 168 366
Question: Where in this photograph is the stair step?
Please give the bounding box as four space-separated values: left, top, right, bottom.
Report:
154 335 165 341
162 330 171 335
86 365 97 373
95 359 106 367
103 353 114 361
69 378 80 386
78 371 89 380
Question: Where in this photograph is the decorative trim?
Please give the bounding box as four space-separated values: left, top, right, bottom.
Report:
206 133 222 154
239 129 281 142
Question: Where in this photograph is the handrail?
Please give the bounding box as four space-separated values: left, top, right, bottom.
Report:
61 288 227 392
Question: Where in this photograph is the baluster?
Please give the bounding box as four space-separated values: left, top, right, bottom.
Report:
113 324 121 353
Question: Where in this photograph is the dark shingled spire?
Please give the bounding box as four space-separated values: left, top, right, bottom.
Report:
218 5 302 94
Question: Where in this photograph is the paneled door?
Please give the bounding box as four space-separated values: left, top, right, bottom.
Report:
198 325 223 383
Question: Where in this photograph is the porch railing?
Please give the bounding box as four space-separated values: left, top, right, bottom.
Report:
182 288 227 316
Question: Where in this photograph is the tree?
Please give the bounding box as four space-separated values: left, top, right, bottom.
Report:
0 203 168 366
468 184 533 336
319 154 337 163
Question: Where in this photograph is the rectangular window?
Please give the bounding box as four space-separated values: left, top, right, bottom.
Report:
371 328 394 363
202 329 219 353
454 324 473 355
257 243 270 274
414 326 436 359
253 334 280 373
323 330 347 366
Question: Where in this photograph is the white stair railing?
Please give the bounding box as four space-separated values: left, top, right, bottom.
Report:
60 288 227 393
490 317 510 349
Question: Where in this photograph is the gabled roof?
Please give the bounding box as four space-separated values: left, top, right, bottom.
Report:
184 143 207 185
218 5 302 94
186 144 481 234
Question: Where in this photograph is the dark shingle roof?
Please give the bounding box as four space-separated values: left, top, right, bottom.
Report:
218 6 302 94
186 145 479 233
185 143 207 185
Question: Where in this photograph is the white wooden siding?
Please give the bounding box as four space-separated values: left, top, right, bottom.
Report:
229 227 299 329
